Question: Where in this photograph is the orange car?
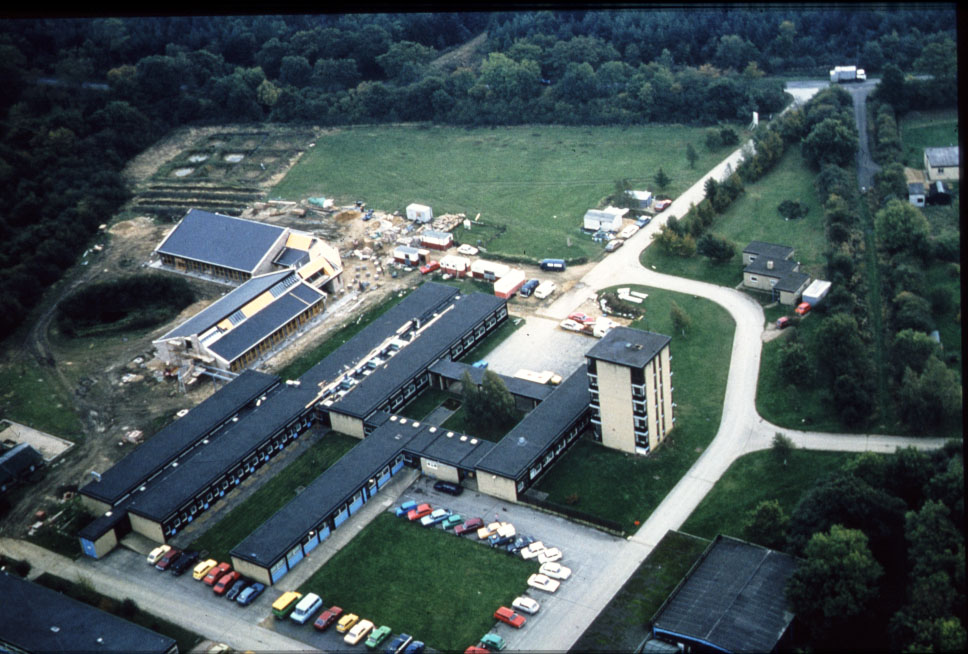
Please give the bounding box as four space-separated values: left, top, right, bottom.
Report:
203 562 231 586
795 302 811 316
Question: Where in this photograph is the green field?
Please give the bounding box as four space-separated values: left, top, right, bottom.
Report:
272 124 729 261
189 431 358 563
534 285 734 529
0 360 83 440
680 449 858 541
297 512 537 652
640 143 827 287
899 109 959 168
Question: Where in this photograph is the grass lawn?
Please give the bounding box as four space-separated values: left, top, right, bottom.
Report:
640 144 827 286
399 388 453 421
296 512 537 652
571 530 710 652
272 124 729 262
533 286 733 529
0 360 83 439
899 108 959 168
189 432 358 563
680 449 857 541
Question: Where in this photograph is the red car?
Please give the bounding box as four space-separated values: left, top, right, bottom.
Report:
203 562 232 586
776 316 791 329
154 547 182 571
407 503 433 521
493 606 526 628
419 261 440 275
465 648 490 654
314 606 343 631
653 199 672 211
567 313 594 325
454 517 484 536
213 570 241 595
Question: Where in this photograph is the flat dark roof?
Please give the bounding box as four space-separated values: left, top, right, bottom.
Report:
298 282 460 389
475 364 589 479
79 370 279 506
652 535 798 654
742 241 794 260
0 443 43 486
586 327 670 369
330 293 505 419
128 386 315 523
428 360 555 403
232 425 418 567
0 572 177 654
402 420 495 471
155 208 285 273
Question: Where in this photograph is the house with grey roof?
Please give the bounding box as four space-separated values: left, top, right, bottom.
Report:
924 146 960 181
0 443 43 494
741 242 810 305
908 182 926 207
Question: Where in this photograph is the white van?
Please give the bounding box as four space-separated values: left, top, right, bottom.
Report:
534 281 556 299
290 592 323 624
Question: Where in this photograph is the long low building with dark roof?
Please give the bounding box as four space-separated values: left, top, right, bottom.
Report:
428 359 555 411
0 572 178 654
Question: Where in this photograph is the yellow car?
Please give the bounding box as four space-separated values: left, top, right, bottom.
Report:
336 613 360 634
192 558 218 580
271 591 303 620
343 619 374 645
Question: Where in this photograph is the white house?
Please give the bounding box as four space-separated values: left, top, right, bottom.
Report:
583 207 626 233
406 203 433 223
924 147 959 181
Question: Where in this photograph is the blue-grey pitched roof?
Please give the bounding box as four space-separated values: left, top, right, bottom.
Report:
908 182 925 195
586 327 670 369
79 370 278 507
330 293 505 419
0 572 177 654
155 209 286 273
159 270 293 340
651 535 798 654
743 257 809 293
924 146 959 168
273 246 311 268
232 424 419 567
742 241 794 260
128 386 315 523
207 283 325 364
475 364 590 479
297 282 460 389
0 443 43 488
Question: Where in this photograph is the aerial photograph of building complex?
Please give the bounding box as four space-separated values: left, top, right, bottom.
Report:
0 6 961 653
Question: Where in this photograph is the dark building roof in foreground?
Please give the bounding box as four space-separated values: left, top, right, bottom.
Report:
428 360 555 403
155 208 286 273
475 364 589 479
79 370 279 507
652 535 798 654
742 241 794 260
401 418 494 471
0 443 43 488
586 327 670 369
0 572 177 654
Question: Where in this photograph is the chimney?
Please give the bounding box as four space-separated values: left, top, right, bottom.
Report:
767 260 774 270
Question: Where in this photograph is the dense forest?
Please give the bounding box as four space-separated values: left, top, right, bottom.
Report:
0 8 957 340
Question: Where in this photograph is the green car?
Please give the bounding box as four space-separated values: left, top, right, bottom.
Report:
480 633 507 651
442 513 463 529
365 625 392 650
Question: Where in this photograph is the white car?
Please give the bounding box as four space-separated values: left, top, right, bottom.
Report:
527 573 560 593
519 541 546 560
344 619 375 645
537 547 563 564
457 244 479 256
559 319 583 332
539 562 572 580
512 596 540 615
420 508 450 527
146 544 170 565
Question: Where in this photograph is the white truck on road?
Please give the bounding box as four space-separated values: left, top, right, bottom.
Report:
829 66 866 83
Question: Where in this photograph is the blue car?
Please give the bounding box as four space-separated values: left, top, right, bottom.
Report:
636 216 652 227
385 633 412 654
395 500 418 517
236 582 266 606
403 641 425 654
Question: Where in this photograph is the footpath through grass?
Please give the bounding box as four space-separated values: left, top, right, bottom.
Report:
273 124 728 262
534 286 733 529
189 431 358 563
297 512 538 652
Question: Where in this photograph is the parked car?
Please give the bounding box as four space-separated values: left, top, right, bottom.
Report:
271 591 303 619
192 558 218 580
224 577 249 601
488 532 514 548
636 216 653 227
344 618 375 645
433 480 463 496
170 550 199 576
511 596 540 615
203 562 232 586
527 573 560 593
395 500 418 517
795 301 811 316
213 571 241 596
366 625 392 650
442 514 463 530
537 547 563 564
403 641 425 654
465 647 490 654
519 541 546 560
406 503 433 521
419 261 440 275
420 508 451 527
314 606 343 631
567 313 593 325
146 544 171 566
604 238 625 252
454 517 484 536
384 633 412 654
506 536 534 554
476 521 505 540
337 613 360 633
236 582 266 607
776 316 792 329
653 199 672 211
457 244 479 256
478 633 507 651
290 592 324 625
493 606 526 629
559 319 584 332
539 562 572 580
154 547 181 571
518 279 540 297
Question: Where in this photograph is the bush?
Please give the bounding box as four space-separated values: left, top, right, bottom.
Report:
777 199 809 220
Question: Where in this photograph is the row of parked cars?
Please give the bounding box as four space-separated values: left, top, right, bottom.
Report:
146 544 266 606
269 590 425 653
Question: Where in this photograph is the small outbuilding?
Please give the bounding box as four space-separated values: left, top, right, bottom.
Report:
924 146 960 181
802 279 831 307
393 245 423 267
494 269 527 299
583 207 627 233
439 254 470 277
420 229 453 251
626 190 653 210
406 203 433 223
0 443 43 494
926 180 952 205
470 259 510 281
908 182 926 207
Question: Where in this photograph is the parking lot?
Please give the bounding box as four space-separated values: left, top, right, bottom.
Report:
483 315 594 380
